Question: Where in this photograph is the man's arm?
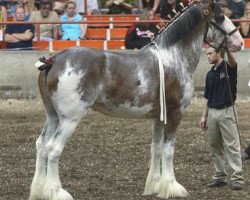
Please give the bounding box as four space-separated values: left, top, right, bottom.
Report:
1 6 7 22
4 34 19 43
53 27 59 40
80 23 87 39
120 2 133 9
11 29 34 41
152 0 160 12
200 99 208 130
226 50 237 68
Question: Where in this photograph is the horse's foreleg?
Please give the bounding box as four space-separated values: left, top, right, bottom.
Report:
43 118 80 200
157 109 189 198
29 116 59 200
144 119 164 195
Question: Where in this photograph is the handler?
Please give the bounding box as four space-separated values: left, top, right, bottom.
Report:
199 47 244 190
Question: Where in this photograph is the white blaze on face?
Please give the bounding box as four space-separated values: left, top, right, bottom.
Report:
222 16 243 51
52 60 87 118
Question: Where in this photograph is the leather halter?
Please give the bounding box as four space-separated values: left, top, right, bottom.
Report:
204 19 238 50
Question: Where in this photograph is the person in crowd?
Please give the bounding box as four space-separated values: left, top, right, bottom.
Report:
227 0 245 26
29 0 59 41
4 6 34 49
11 0 31 21
34 0 42 10
159 0 186 20
60 1 87 40
243 144 250 160
0 1 7 22
53 0 70 16
217 0 232 18
74 0 98 15
199 47 244 190
138 0 156 13
125 9 158 49
106 0 134 14
151 0 187 15
240 2 250 38
153 0 188 29
0 2 7 42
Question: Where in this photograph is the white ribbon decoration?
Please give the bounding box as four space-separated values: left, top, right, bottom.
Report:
154 44 167 124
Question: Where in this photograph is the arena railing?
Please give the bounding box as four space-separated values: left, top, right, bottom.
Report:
0 18 160 50
0 18 250 50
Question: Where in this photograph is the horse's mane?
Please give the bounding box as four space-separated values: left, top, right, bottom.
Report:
154 4 204 48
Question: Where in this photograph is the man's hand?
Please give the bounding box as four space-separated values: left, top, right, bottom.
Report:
200 117 207 130
4 34 19 43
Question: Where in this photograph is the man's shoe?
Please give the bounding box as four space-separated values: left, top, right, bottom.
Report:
207 180 227 188
231 182 243 190
242 152 250 160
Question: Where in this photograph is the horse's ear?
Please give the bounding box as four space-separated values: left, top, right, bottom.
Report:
213 2 225 23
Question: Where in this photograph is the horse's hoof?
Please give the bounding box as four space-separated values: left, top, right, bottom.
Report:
57 189 74 200
157 180 189 198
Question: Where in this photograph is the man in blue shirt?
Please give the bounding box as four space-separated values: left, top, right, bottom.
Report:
199 47 244 190
4 6 34 50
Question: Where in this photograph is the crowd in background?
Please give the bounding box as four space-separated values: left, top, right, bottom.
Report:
0 0 250 50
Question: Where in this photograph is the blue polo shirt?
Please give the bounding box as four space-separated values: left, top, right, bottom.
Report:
60 13 83 40
5 24 34 50
204 60 237 108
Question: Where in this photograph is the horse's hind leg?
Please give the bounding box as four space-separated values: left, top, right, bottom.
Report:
42 104 89 200
29 110 59 200
144 119 164 195
157 108 189 198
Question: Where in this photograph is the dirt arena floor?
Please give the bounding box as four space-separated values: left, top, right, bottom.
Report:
0 97 249 200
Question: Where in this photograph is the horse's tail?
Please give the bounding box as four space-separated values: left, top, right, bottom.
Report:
35 56 54 72
38 69 58 119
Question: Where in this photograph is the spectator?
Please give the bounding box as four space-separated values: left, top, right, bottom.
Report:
159 0 184 20
0 2 7 41
0 2 7 21
2 0 28 18
217 0 232 18
227 0 245 26
125 10 158 49
106 0 133 14
11 0 31 21
4 6 34 50
138 0 156 13
53 0 70 16
60 1 87 40
240 2 250 38
74 0 98 15
200 47 244 190
34 0 42 10
29 0 59 41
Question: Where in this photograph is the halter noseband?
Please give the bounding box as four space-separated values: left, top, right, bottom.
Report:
204 18 238 50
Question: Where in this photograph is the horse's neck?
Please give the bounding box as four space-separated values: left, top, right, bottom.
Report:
158 26 205 74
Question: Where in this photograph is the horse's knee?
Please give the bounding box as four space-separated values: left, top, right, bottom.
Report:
46 141 63 161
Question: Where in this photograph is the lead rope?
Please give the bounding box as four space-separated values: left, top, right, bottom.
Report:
153 42 167 124
224 58 245 161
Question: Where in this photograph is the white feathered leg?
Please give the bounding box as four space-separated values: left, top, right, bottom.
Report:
144 119 164 195
29 117 59 200
43 120 78 200
157 140 189 198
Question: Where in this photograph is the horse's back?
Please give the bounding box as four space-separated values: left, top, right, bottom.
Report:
45 47 160 119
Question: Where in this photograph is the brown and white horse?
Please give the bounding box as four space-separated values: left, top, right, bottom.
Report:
29 0 243 199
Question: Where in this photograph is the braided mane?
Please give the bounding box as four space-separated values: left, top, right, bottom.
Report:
154 3 204 48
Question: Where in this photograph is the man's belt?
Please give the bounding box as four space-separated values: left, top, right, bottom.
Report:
210 103 233 110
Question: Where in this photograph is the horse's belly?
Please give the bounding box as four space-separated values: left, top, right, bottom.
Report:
92 102 155 119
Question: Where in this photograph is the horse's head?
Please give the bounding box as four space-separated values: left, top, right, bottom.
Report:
202 0 243 52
